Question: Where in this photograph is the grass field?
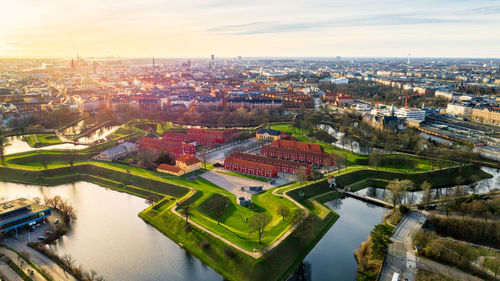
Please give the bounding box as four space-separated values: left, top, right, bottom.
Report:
23 134 63 148
1 120 494 281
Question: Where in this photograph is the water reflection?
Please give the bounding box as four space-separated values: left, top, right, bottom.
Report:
291 197 388 281
355 166 500 204
0 181 222 281
4 135 88 155
75 125 120 143
318 124 371 155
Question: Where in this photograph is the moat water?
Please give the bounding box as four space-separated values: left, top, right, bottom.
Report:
0 166 496 280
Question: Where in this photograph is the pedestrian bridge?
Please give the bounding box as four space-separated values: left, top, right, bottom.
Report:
344 191 393 208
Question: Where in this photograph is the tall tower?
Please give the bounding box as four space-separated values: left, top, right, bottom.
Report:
407 51 411 65
210 54 215 68
152 57 155 70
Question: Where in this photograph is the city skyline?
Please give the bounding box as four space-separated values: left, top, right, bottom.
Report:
1 0 500 58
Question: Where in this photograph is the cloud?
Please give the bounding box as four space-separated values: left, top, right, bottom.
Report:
206 13 472 35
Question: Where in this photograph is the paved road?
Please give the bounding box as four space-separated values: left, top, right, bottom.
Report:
203 138 259 164
2 214 78 281
379 212 425 281
379 212 484 281
200 168 291 199
0 248 44 281
0 259 23 281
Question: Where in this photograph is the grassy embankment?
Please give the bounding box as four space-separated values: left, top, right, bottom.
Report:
23 134 63 148
0 156 338 280
0 120 493 280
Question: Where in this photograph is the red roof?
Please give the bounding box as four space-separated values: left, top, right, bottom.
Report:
157 164 181 173
271 139 323 153
177 154 201 166
224 157 276 171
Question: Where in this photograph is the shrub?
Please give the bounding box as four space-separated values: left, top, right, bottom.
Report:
199 240 210 250
223 247 236 258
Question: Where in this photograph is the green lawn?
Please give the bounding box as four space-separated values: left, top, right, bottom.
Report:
23 134 63 148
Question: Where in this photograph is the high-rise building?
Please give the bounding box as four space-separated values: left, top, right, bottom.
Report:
210 54 215 68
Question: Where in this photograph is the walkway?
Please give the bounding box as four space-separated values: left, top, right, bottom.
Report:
344 191 393 208
0 247 45 281
379 212 425 281
169 173 310 259
379 212 483 281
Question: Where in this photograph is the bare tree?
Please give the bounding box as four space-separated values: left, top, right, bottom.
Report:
296 166 308 190
250 213 270 243
277 205 290 221
310 169 322 183
180 204 191 225
334 153 347 173
32 196 42 204
292 209 312 244
0 128 10 166
421 181 432 205
369 150 382 171
212 196 230 225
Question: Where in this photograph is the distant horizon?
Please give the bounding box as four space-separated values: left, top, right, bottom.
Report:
1 55 499 60
2 0 499 58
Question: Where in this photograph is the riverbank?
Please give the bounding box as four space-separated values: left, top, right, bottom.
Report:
0 146 492 281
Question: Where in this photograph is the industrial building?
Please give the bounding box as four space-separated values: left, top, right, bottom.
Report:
0 198 51 234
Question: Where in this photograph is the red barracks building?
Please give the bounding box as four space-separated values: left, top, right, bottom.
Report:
224 157 278 178
230 152 310 174
137 137 195 156
261 140 332 165
163 128 239 147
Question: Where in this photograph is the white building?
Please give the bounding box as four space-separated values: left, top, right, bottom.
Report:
396 108 426 121
446 103 472 118
93 142 137 162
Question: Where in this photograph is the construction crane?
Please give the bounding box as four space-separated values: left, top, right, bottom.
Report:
403 92 427 109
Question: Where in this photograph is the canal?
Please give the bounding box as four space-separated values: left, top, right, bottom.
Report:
0 181 221 281
2 166 495 281
355 166 500 204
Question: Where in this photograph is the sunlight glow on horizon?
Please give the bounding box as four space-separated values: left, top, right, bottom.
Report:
1 0 499 58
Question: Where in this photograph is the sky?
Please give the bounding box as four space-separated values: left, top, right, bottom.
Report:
1 0 499 58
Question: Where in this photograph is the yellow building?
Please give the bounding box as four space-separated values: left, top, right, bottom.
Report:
157 154 202 176
176 154 202 173
157 164 184 176
256 128 281 141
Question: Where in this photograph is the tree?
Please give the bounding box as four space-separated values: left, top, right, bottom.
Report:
399 179 414 205
68 149 75 169
421 181 432 205
32 196 42 204
58 199 77 223
213 196 231 225
296 166 308 190
250 213 270 243
277 205 290 221
0 128 10 165
369 150 382 171
310 169 322 183
180 203 191 225
292 209 312 244
200 149 208 170
370 224 393 259
334 153 347 173
385 179 404 208
37 150 49 173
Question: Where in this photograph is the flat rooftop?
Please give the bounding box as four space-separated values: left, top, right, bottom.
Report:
0 198 34 216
